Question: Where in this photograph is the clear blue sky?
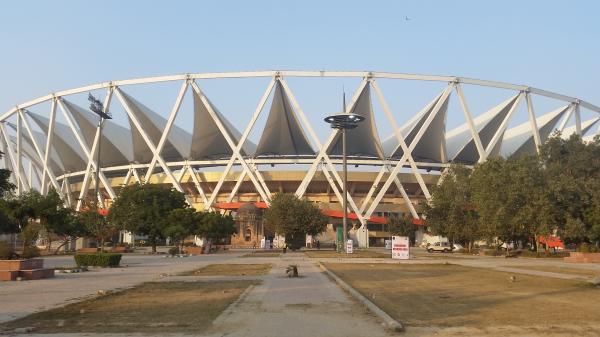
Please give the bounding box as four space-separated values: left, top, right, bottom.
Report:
1 0 598 139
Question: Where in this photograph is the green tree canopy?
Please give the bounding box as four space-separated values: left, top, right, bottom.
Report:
263 193 328 249
387 214 417 245
423 164 480 251
540 133 600 244
195 211 235 243
164 208 203 251
108 183 187 252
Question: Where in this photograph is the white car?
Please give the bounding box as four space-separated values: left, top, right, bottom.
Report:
427 242 452 253
452 243 464 251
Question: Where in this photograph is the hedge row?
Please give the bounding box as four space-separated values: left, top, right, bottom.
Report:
74 253 122 267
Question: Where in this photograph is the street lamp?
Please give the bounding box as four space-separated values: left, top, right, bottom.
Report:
324 111 364 253
88 93 112 208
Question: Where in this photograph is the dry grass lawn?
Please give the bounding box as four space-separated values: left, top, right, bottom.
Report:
0 281 257 334
305 250 390 259
179 263 272 276
501 265 600 278
325 263 600 331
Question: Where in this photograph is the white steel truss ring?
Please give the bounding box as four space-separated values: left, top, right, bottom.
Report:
1 70 598 225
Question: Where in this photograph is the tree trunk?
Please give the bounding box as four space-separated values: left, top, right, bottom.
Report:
100 237 105 253
53 237 72 255
151 237 157 253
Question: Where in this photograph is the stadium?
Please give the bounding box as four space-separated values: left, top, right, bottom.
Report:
1 70 599 248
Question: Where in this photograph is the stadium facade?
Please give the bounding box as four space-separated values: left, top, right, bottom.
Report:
1 71 599 247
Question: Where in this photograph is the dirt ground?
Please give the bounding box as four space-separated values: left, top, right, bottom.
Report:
242 251 282 258
179 263 272 276
0 281 257 334
501 265 600 278
305 250 390 258
325 263 600 335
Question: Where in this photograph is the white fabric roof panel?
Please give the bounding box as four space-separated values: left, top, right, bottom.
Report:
255 81 314 157
61 99 134 166
501 105 569 158
327 84 385 158
27 112 87 173
446 94 520 164
9 133 63 175
382 91 443 157
7 122 64 174
118 90 191 163
190 90 255 160
561 117 600 140
384 90 449 163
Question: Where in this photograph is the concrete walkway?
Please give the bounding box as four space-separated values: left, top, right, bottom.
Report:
0 253 241 324
207 252 391 337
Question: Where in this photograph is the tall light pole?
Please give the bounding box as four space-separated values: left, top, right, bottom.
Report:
324 107 364 253
88 93 112 208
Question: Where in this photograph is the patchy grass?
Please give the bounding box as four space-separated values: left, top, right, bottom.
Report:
242 251 282 258
501 265 600 278
325 263 600 330
304 250 390 259
0 281 257 334
179 263 272 276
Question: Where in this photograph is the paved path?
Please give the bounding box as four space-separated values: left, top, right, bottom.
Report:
207 252 391 337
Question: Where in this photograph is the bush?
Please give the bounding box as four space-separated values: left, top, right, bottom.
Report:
74 253 122 267
168 247 180 255
21 245 41 259
520 250 570 258
0 242 16 260
578 243 600 253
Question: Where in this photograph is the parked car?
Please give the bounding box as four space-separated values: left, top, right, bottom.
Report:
452 243 464 251
427 241 452 253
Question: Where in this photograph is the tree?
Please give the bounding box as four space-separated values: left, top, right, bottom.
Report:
387 214 416 245
49 208 86 254
108 183 187 253
540 133 600 246
423 164 480 251
164 208 202 252
78 201 116 252
263 193 328 250
2 191 38 250
32 189 74 252
196 211 235 244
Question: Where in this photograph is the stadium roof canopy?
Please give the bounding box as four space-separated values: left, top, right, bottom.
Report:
1 70 599 222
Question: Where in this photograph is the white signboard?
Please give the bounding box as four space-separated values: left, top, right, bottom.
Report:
392 236 410 260
346 239 353 254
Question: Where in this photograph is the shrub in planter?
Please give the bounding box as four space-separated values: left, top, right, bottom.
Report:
0 242 16 260
74 253 122 267
21 245 41 259
520 250 570 258
168 247 180 255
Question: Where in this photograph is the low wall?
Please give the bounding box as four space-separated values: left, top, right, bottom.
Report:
564 252 600 263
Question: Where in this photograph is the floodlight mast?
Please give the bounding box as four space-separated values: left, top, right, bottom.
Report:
88 93 112 209
324 104 365 253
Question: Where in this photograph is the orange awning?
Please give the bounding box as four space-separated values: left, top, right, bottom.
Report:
538 235 565 249
210 202 427 226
